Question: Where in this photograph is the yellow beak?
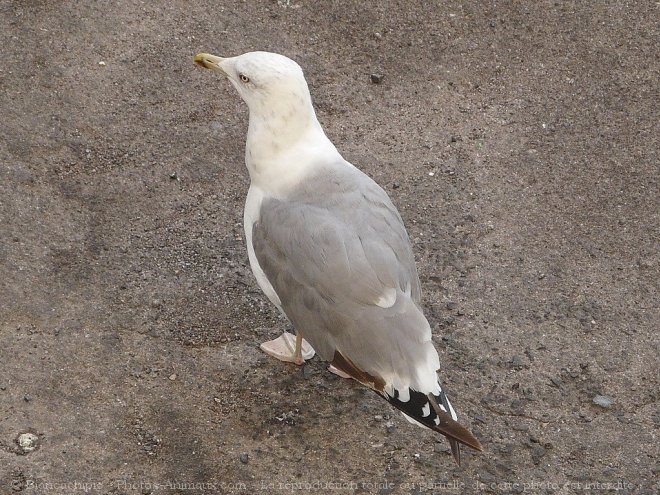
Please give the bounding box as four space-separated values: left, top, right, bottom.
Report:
194 53 226 75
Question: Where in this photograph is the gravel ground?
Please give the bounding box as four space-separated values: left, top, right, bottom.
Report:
1 1 658 494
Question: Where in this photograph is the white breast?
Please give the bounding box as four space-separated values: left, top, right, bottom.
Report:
243 185 284 313
242 126 342 318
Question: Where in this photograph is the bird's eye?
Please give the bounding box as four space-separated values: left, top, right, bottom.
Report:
239 74 250 83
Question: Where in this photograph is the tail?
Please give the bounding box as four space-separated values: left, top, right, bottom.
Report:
328 349 482 464
384 386 483 465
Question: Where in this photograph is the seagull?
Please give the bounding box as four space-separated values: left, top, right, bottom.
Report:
193 51 482 464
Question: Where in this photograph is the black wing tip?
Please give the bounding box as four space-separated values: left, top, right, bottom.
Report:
428 392 484 453
382 387 483 464
450 432 484 466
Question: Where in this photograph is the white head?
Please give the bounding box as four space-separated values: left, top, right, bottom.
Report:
194 50 340 186
194 51 314 123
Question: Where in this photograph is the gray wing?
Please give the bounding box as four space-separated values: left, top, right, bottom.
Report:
252 163 439 393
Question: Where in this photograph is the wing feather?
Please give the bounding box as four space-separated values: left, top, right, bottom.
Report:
251 162 434 390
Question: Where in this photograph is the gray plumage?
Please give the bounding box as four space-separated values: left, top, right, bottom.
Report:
252 160 441 394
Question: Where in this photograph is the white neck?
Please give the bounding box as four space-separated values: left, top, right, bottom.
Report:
244 98 342 194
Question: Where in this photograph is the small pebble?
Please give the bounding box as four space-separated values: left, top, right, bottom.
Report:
498 443 513 454
169 172 179 180
473 414 487 425
531 445 546 464
370 73 384 84
98 61 106 66
510 355 525 368
23 394 32 402
392 181 400 189
592 395 614 408
239 452 249 464
168 373 177 381
434 443 450 453
302 365 314 379
18 432 39 453
479 471 496 483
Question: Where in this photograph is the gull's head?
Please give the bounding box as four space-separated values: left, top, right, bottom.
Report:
194 51 312 119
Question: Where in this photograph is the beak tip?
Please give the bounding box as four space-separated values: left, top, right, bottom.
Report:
193 53 227 77
193 53 207 67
